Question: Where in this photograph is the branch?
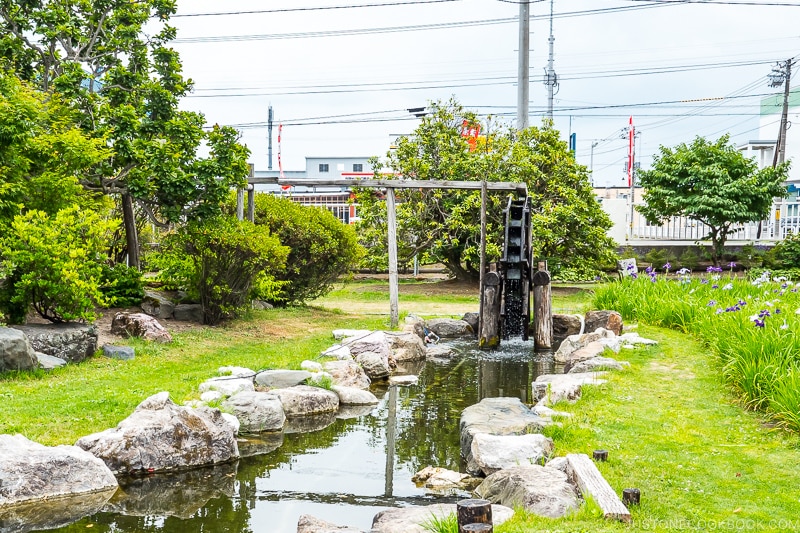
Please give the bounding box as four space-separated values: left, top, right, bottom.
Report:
137 201 171 229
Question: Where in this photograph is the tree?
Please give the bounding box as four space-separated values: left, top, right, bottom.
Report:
355 99 616 281
0 0 250 268
637 135 789 265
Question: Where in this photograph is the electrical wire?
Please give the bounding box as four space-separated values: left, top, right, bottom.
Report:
173 0 462 18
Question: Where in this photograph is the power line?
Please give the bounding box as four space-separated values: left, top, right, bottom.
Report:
173 0 462 18
627 0 800 6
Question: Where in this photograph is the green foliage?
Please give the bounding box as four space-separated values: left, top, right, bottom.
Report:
738 242 765 269
156 217 288 325
643 248 676 269
248 193 363 305
677 248 700 271
770 232 800 269
421 512 458 533
99 264 145 308
355 99 617 282
637 135 790 265
307 373 333 390
0 207 112 323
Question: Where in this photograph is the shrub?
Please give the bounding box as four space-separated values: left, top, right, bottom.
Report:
0 207 112 323
771 232 800 269
156 216 288 325
249 194 363 305
677 248 700 271
99 263 145 307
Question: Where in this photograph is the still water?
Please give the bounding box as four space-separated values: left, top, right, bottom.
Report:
37 339 554 533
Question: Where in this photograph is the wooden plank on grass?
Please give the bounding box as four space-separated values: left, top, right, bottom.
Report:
566 453 631 522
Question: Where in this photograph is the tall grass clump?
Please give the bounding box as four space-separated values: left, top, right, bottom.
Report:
594 266 800 431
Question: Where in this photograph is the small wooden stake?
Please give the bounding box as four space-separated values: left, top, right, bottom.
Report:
593 450 609 462
622 488 641 506
463 524 493 532
457 499 492 533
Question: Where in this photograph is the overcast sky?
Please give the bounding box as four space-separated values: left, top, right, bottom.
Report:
170 0 800 186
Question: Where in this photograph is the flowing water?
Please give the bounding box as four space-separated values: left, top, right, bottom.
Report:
38 340 556 533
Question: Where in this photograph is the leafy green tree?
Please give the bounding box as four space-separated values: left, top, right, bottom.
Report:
355 99 616 281
0 207 113 323
637 135 789 265
249 193 363 305
0 0 250 268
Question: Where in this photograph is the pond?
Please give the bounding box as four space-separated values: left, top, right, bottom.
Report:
41 339 555 533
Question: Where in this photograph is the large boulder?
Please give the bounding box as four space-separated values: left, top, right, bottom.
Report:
411 466 482 491
567 356 629 374
343 331 392 379
385 331 426 362
332 385 379 405
75 391 238 474
552 314 583 344
0 434 118 507
255 369 313 389
461 312 480 333
174 303 204 322
199 376 255 397
221 391 286 433
554 328 615 363
425 318 473 338
297 515 364 533
470 433 555 476
460 397 547 475
532 372 607 406
0 326 37 372
323 360 371 389
584 310 623 336
141 290 176 319
372 504 513 533
271 385 339 416
111 312 173 343
474 465 580 518
10 323 97 363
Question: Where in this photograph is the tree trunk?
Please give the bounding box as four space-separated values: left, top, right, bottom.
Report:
121 192 140 269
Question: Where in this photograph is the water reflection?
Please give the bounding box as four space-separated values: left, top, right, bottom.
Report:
41 338 549 533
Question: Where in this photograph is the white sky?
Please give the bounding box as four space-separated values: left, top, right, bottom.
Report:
170 0 800 186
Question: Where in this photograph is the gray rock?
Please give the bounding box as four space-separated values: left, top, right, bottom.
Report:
141 290 175 319
474 465 580 518
461 312 480 333
552 314 583 343
221 412 240 435
584 310 623 336
403 320 426 342
111 312 172 343
344 331 392 379
298 514 365 532
301 360 324 372
320 344 352 360
385 331 426 362
470 433 555 476
564 340 606 364
425 345 456 359
545 456 569 473
218 366 257 378
332 385 379 405
554 328 615 363
9 323 97 363
460 397 548 475
372 504 514 533
323 360 371 389
567 356 629 373
271 384 339 416
103 344 135 360
354 350 392 380
411 466 482 491
0 326 38 372
0 434 118 507
174 303 204 322
284 411 338 434
619 332 658 346
255 369 313 389
333 329 371 340
36 351 67 369
533 372 607 406
199 376 255 397
425 318 473 338
251 299 273 310
221 391 285 433
76 391 238 474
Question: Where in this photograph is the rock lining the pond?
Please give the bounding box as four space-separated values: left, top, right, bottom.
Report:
424 317 474 338
470 433 555 476
221 391 285 433
76 391 239 475
388 374 418 386
584 310 623 336
552 313 583 344
333 329 371 340
298 514 365 532
532 372 608 406
371 503 514 533
474 464 580 519
554 328 615 363
0 434 118 508
0 488 116 532
385 331 426 362
461 311 480 333
271 384 339 416
322 360 372 389
321 343 352 359
342 331 393 379
284 411 338 434
460 397 548 476
199 376 255 397
567 356 630 374
255 369 313 389
425 344 456 359
332 385 379 405
412 466 482 491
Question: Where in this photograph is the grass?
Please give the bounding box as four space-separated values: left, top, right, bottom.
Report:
0 307 387 445
496 324 800 532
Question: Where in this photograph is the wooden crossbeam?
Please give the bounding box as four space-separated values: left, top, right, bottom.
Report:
566 453 631 523
247 177 527 194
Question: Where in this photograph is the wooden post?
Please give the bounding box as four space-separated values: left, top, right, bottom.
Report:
566 454 631 522
236 188 245 221
622 488 640 506
479 271 501 349
478 180 488 341
593 450 609 462
532 261 552 350
246 185 255 222
386 187 399 328
457 499 492 533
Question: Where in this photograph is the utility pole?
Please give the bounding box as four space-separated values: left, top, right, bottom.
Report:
268 105 274 170
517 0 530 130
769 59 794 167
544 0 557 122
590 140 599 185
